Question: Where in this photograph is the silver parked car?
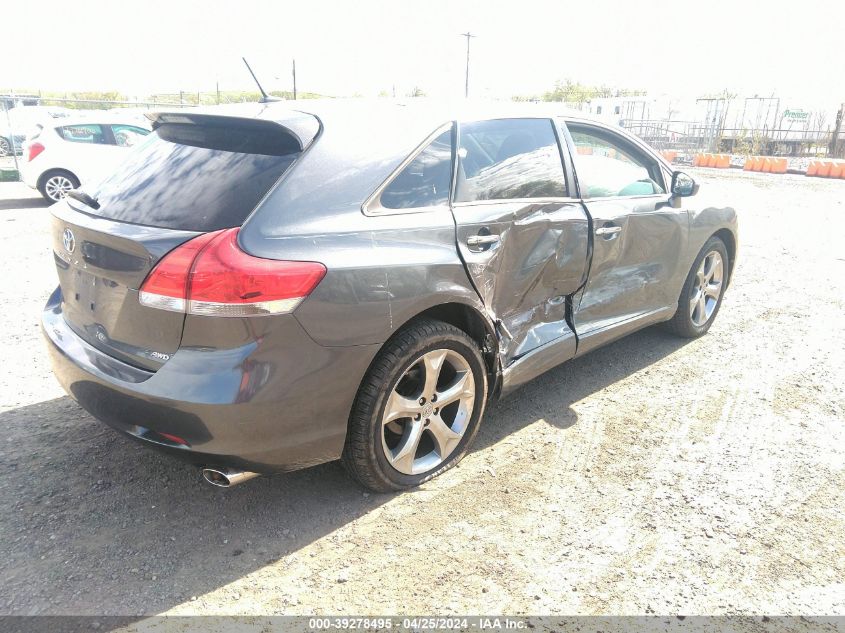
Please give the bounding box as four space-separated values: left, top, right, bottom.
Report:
43 101 737 492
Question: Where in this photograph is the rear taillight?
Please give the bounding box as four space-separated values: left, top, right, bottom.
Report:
27 142 45 162
139 228 326 317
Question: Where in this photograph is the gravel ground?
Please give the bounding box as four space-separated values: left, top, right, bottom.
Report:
0 171 843 622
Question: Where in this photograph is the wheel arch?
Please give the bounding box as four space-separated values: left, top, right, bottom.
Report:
390 301 502 399
712 228 737 286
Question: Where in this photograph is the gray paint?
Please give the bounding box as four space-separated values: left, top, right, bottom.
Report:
50 200 201 371
451 199 589 365
44 100 738 474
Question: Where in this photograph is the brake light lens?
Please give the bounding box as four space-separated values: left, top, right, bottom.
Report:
27 142 45 162
139 228 326 317
138 231 221 313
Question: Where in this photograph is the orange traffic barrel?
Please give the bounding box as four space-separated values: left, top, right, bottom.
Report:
743 158 754 171
775 158 788 174
829 162 843 178
818 161 832 177
752 157 765 171
807 161 819 177
716 154 730 168
707 154 719 167
761 158 772 173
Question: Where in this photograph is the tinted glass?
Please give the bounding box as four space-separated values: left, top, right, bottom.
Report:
59 124 107 144
380 129 452 209
568 125 665 198
110 124 149 147
83 123 299 231
455 118 566 202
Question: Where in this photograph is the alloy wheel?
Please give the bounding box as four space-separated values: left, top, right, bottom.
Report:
44 175 74 201
381 348 476 475
0 138 10 157
689 250 724 327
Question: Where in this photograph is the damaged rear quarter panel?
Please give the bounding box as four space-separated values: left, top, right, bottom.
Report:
274 206 489 347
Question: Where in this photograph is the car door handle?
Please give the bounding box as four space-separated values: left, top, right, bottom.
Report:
466 234 500 248
595 226 622 237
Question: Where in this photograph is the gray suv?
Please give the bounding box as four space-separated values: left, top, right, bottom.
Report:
43 100 737 492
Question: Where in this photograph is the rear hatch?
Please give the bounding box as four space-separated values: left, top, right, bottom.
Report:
50 110 319 371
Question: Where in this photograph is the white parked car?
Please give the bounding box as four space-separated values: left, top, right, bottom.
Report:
21 116 150 202
0 105 73 157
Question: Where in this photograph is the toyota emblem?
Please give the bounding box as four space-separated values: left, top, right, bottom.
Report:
62 228 75 254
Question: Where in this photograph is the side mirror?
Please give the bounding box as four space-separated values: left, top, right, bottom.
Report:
671 171 699 197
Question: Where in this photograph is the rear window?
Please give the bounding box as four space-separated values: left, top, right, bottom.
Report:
83 122 300 231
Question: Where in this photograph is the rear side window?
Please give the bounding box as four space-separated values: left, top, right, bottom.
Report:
380 128 452 209
455 118 567 202
83 122 300 231
59 124 108 144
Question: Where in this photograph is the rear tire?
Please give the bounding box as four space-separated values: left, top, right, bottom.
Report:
38 170 80 202
665 236 729 338
342 318 488 492
0 137 11 157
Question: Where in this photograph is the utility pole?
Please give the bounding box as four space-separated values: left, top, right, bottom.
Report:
830 103 845 158
292 59 297 100
460 32 475 98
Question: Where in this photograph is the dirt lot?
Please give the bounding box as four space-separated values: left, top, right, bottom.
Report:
0 170 843 620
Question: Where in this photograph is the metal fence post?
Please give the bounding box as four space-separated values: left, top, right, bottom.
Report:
3 100 21 180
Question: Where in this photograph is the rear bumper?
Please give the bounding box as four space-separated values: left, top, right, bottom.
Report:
19 160 39 189
42 287 380 473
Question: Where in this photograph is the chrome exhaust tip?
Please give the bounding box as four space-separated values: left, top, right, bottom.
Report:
202 467 260 488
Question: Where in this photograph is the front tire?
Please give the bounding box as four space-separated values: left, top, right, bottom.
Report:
342 318 488 492
666 236 729 338
38 170 80 202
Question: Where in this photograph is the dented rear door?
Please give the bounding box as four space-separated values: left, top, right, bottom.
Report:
451 117 589 366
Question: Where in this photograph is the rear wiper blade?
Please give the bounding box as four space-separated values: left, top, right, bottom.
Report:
67 190 100 210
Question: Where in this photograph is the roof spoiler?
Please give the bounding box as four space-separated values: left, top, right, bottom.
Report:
147 111 320 153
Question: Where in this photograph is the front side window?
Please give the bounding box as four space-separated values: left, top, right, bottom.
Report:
111 124 150 147
59 124 107 144
568 124 665 198
380 128 452 209
455 118 567 202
